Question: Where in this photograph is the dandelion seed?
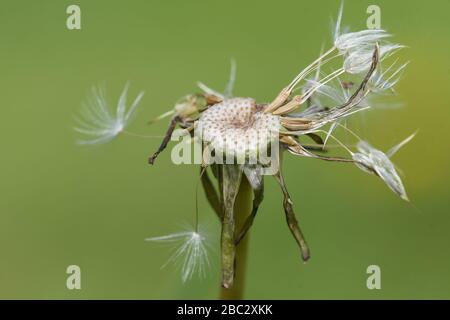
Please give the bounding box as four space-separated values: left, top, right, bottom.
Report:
370 60 410 93
335 29 391 54
344 44 403 74
332 3 404 75
352 133 416 201
323 121 339 148
146 228 210 282
333 3 390 53
332 0 345 42
74 83 144 145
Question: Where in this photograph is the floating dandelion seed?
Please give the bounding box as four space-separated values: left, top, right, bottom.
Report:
146 167 214 282
74 83 144 145
146 228 210 282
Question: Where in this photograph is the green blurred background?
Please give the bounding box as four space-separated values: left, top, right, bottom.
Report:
1 0 449 299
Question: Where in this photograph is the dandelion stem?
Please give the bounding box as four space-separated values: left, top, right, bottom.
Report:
200 167 222 219
220 176 252 300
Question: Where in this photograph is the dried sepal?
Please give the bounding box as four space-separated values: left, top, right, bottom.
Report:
243 164 263 190
200 166 222 219
235 165 265 245
274 164 310 262
148 115 181 165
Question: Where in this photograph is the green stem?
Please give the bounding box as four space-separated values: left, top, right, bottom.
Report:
220 177 252 300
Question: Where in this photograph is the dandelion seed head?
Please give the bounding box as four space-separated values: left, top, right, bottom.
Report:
335 29 391 53
197 98 280 157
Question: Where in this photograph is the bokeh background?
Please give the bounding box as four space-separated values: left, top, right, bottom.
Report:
1 0 449 299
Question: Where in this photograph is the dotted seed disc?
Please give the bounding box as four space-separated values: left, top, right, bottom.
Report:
196 98 280 158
